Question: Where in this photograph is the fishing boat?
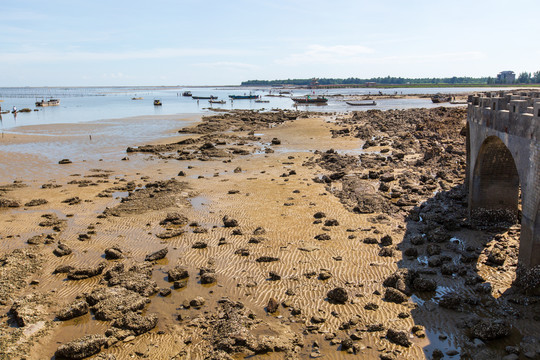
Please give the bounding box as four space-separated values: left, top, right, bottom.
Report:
346 100 376 106
192 95 217 100
182 91 192 96
431 94 452 103
229 95 259 100
209 99 226 104
292 95 328 104
154 100 162 106
35 99 60 107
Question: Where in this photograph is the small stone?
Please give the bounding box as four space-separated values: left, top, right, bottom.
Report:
324 219 339 226
341 338 353 351
104 247 123 260
200 273 216 284
189 296 205 307
256 256 279 262
380 235 393 246
222 215 239 227
327 287 348 304
314 233 331 241
145 247 168 262
159 288 172 297
386 328 411 347
192 241 208 249
269 271 281 281
384 288 408 304
267 297 279 313
310 316 326 324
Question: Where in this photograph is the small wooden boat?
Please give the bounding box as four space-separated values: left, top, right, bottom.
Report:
229 95 259 100
209 100 226 104
154 100 162 106
192 95 217 100
182 91 192 96
292 95 328 104
35 99 60 107
346 100 376 106
131 97 143 100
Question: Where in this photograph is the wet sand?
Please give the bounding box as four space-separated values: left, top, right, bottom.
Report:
0 108 539 359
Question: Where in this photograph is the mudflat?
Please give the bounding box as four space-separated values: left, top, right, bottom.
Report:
0 108 538 359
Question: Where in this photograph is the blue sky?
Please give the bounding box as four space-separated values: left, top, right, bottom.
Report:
1 0 538 86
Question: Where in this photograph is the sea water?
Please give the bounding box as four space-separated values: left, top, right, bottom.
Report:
0 86 509 131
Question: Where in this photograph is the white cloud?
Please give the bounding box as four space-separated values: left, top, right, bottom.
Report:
0 48 247 63
276 44 375 65
277 45 483 66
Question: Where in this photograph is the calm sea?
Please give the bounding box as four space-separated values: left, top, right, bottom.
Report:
0 86 506 131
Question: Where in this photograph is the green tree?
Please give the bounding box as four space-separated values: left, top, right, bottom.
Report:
517 72 531 84
532 71 540 84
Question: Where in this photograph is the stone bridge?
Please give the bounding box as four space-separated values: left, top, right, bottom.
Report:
466 91 540 273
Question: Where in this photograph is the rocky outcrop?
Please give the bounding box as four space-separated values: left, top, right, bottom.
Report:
470 319 511 341
386 328 411 347
67 262 107 280
110 312 158 336
53 243 73 257
86 286 149 321
104 246 123 260
0 249 43 305
55 334 107 359
57 299 89 321
144 247 168 262
10 292 51 327
104 262 158 296
168 266 189 282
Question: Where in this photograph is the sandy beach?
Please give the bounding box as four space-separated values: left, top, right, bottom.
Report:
1 107 539 359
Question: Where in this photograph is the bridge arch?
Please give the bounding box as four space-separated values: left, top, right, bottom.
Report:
470 135 520 219
467 91 540 270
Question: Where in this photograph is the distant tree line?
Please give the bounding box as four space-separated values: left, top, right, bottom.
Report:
515 71 540 84
242 73 540 86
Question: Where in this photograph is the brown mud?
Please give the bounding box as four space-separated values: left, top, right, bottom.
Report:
0 108 539 359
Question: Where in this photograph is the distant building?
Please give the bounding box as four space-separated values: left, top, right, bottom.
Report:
365 82 376 87
497 71 515 84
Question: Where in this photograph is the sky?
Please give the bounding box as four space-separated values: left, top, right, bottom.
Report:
1 0 539 86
